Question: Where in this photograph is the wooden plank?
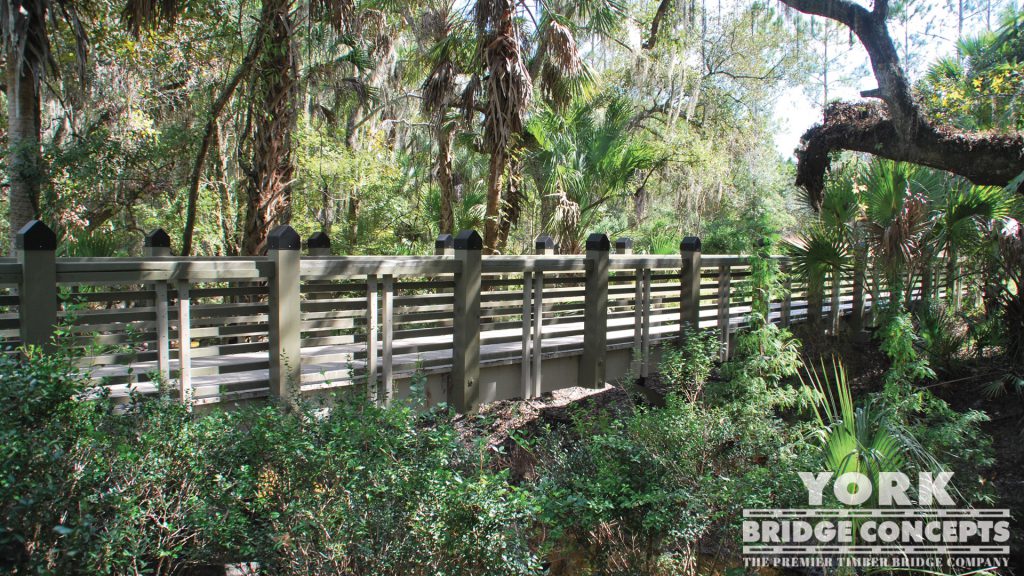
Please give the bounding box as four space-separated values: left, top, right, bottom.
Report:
521 272 531 399
176 281 192 405
301 258 460 277
366 275 378 403
382 275 394 405
608 256 684 269
716 265 731 361
57 270 269 283
642 268 651 378
155 281 170 381
482 257 587 273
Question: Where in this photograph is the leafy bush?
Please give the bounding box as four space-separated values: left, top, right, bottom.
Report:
878 310 937 385
914 301 967 373
0 347 540 575
874 310 994 505
534 396 810 575
657 329 720 402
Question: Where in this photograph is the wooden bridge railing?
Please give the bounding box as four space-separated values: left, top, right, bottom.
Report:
2 220 903 413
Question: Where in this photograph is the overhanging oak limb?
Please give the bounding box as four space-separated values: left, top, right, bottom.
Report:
797 103 1024 205
780 0 1024 200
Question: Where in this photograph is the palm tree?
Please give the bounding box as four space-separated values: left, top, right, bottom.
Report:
2 1 94 253
787 171 857 333
928 182 1013 308
469 0 622 253
473 0 532 253
420 2 474 235
787 225 851 334
859 159 937 308
524 95 663 253
802 359 906 490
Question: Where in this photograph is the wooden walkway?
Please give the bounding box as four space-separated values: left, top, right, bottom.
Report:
2 222 884 412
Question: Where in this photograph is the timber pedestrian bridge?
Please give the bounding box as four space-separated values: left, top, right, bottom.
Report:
3 221 873 413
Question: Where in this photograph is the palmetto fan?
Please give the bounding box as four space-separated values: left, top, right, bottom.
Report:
801 359 905 493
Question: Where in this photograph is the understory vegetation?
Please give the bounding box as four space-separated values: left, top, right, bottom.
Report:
2 0 1024 573
1 247 1007 575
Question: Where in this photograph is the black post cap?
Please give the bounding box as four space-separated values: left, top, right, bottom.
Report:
267 225 301 250
144 228 171 248
15 220 57 251
535 234 554 250
454 230 482 250
435 233 454 250
615 237 633 250
585 232 610 251
680 236 702 252
305 231 331 249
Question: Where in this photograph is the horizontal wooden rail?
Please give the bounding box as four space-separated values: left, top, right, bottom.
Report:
7 222 918 413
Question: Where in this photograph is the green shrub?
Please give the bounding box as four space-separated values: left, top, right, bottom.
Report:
0 347 541 575
534 396 809 575
657 329 719 402
914 302 967 372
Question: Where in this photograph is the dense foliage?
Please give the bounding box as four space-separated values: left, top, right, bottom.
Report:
1 288 1001 575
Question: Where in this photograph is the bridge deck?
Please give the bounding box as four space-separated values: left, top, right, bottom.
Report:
87 302 828 405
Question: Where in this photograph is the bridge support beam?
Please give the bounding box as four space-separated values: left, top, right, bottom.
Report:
680 236 702 338
16 220 58 353
580 233 609 389
451 230 482 413
267 226 302 404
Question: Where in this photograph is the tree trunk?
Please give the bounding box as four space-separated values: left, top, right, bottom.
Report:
212 122 238 255
6 54 43 254
631 186 648 228
808 273 824 329
347 187 359 249
495 155 523 253
182 32 263 255
436 124 455 235
241 0 297 256
483 150 505 254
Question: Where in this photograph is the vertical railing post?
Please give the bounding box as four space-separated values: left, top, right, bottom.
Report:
16 220 58 352
780 261 793 328
679 236 702 337
716 264 731 361
176 280 192 405
144 229 172 382
532 234 552 397
581 233 609 389
520 268 532 399
870 266 881 327
305 231 331 256
144 229 172 258
642 268 652 378
381 274 394 405
850 240 866 334
435 233 454 256
365 275 378 402
304 232 331 303
451 230 482 413
616 237 641 376
267 226 302 404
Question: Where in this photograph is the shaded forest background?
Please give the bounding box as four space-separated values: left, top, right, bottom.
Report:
1 0 1021 256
